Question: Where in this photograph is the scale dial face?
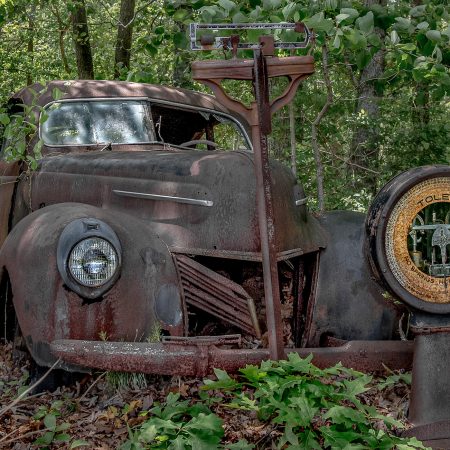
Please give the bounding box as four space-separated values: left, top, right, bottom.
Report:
367 166 450 313
385 177 450 304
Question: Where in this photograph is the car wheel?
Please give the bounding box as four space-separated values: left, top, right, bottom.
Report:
367 165 450 313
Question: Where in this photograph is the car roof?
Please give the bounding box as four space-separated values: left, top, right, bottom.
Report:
11 80 249 128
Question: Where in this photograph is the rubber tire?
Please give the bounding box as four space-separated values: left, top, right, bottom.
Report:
366 165 450 314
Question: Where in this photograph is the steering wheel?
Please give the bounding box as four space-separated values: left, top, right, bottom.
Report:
180 139 218 149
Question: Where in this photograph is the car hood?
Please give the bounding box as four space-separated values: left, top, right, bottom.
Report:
28 146 326 258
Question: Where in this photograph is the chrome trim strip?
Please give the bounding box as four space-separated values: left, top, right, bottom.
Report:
295 197 308 206
113 189 213 207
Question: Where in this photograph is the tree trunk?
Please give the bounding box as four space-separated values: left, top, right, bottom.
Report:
348 0 386 194
26 8 35 85
172 27 191 88
311 45 333 213
72 0 94 79
50 4 71 74
114 0 136 79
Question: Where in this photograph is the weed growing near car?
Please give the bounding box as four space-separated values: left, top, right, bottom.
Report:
122 354 427 449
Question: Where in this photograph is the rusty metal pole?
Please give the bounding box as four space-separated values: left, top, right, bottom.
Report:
252 48 284 360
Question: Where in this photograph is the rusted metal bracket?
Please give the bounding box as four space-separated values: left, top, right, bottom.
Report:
191 25 314 360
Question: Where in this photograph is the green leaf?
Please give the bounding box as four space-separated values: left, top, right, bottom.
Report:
356 51 371 69
356 11 374 34
44 413 57 431
336 13 349 24
34 431 55 446
432 46 443 64
39 110 49 124
285 352 314 373
367 33 381 48
426 30 441 43
262 0 281 10
0 113 10 126
171 435 188 450
218 0 236 12
299 429 322 449
55 422 71 432
332 33 341 49
282 2 297 21
409 5 426 18
342 375 372 397
287 396 320 424
52 87 64 101
394 17 411 31
323 405 366 426
144 43 158 56
226 440 254 449
173 32 188 49
340 8 359 21
173 9 188 21
239 365 267 383
199 6 217 22
390 30 399 45
401 42 417 51
232 12 247 23
70 440 90 449
139 423 158 442
249 5 262 21
378 372 411 390
54 433 71 442
344 29 367 49
303 12 334 33
416 21 429 31
321 426 364 447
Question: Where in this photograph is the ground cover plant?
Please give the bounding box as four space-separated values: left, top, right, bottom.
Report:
121 353 426 449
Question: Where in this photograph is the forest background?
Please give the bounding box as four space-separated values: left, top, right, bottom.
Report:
0 0 449 211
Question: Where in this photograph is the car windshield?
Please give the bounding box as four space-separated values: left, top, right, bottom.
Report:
40 98 251 151
41 100 155 145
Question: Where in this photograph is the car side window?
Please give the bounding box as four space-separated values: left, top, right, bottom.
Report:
150 103 251 151
210 114 250 151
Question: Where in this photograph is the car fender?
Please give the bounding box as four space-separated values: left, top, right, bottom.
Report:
302 211 405 347
0 203 184 368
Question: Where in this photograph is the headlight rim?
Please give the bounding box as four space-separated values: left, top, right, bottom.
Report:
57 218 122 299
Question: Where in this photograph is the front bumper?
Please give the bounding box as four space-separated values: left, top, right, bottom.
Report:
50 339 414 376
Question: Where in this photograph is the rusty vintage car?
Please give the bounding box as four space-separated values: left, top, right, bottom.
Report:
1 24 450 443
0 78 408 372
0 76 448 373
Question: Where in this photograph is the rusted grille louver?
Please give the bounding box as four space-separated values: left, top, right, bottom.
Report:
174 254 261 337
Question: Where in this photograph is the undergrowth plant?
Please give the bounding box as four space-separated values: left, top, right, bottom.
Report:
122 353 428 449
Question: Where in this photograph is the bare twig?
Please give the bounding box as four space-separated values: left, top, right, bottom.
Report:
49 4 71 74
0 358 62 419
97 0 157 29
344 53 358 89
320 148 380 174
0 428 54 446
79 371 106 402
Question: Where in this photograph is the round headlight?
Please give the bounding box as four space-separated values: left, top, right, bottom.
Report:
68 237 119 287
